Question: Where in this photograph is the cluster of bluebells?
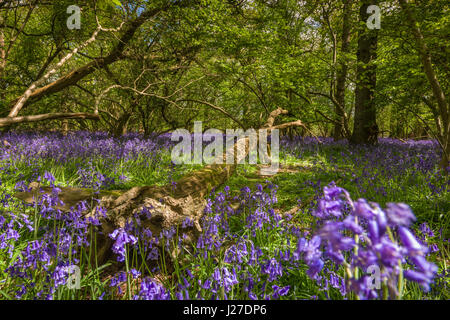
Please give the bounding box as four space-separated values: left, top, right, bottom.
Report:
109 228 138 262
165 182 292 300
173 181 441 300
0 131 178 193
281 136 449 197
0 172 107 299
0 131 173 164
302 182 439 299
135 278 170 300
0 173 443 300
0 131 446 300
76 163 116 190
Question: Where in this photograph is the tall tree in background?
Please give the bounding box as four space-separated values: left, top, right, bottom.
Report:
351 0 379 144
398 0 449 170
334 0 352 139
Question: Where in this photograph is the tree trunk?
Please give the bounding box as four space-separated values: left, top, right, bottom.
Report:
62 119 69 136
0 112 99 127
113 112 131 137
0 18 7 103
350 1 379 145
334 0 351 140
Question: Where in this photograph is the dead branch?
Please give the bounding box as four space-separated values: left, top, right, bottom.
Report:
0 112 99 127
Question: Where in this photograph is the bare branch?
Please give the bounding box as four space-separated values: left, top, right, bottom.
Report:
9 24 103 117
178 98 245 129
7 3 184 114
0 112 100 127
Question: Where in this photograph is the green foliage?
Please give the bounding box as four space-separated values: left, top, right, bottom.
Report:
0 0 447 138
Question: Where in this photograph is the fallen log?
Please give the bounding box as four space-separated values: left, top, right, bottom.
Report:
14 108 309 265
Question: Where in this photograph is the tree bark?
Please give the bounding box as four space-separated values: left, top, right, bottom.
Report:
0 112 99 127
334 0 351 140
350 1 379 145
113 112 132 137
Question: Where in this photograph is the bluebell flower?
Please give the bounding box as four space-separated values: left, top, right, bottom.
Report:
398 226 427 255
248 291 258 300
419 222 434 238
385 203 416 227
109 228 137 262
262 258 283 282
137 278 170 300
353 199 376 219
343 215 363 234
130 268 141 279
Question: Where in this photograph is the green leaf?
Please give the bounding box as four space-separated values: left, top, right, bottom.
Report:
110 0 122 7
